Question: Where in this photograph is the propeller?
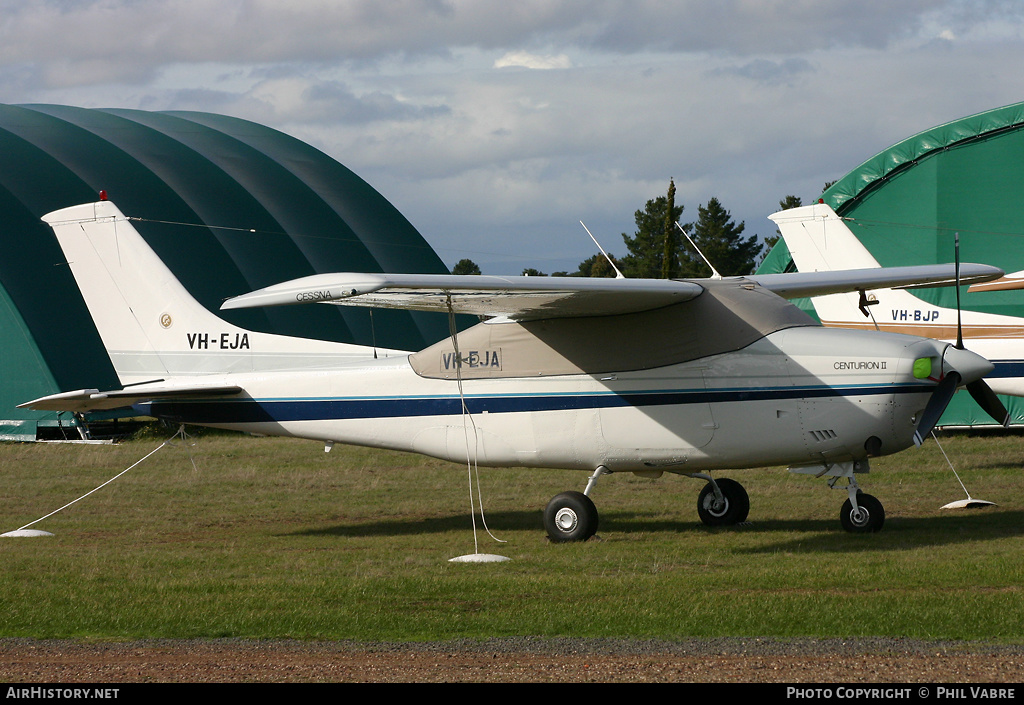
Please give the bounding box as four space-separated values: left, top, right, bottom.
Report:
953 233 1012 427
966 378 1011 427
913 233 1010 445
913 371 961 446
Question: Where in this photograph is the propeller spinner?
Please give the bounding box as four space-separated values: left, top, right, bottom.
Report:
913 346 993 446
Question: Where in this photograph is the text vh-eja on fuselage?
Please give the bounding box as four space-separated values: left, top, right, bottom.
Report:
20 199 1006 540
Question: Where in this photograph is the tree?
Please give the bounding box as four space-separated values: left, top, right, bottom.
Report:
521 268 547 276
660 179 678 279
573 252 621 278
451 258 481 275
756 195 803 269
763 194 803 252
681 197 762 277
779 195 803 209
619 180 684 278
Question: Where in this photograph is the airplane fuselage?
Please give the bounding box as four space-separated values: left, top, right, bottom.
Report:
137 325 951 474
819 313 1024 398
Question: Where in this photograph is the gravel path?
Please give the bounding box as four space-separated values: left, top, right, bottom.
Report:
2 637 1023 683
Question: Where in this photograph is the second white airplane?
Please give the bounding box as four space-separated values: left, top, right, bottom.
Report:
772 202 1022 414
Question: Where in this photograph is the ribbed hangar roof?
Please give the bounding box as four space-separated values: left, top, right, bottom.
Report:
0 104 452 403
760 100 1024 320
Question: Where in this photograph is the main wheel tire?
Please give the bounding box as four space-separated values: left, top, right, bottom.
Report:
840 493 885 533
696 478 750 526
543 491 599 542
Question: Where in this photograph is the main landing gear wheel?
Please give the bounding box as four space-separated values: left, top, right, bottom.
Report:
697 478 750 526
544 491 599 543
840 493 885 533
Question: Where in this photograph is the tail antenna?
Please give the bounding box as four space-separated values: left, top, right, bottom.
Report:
579 221 625 279
676 222 721 280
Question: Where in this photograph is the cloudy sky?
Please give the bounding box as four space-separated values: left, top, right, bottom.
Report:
3 0 1024 273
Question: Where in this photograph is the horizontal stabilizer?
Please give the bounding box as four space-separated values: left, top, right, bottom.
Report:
20 382 242 413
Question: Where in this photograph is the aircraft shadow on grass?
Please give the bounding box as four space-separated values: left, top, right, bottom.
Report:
733 510 1024 554
288 508 1024 552
290 510 542 538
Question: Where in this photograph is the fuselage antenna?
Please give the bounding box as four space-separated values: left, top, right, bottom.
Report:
579 221 625 279
677 222 722 280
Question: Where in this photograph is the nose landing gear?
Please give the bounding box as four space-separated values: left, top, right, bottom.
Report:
794 459 885 533
840 491 885 533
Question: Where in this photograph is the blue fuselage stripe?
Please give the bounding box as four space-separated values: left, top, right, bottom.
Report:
137 383 929 425
990 360 1024 378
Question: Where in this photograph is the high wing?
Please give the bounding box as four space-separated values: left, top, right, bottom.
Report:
220 266 1004 319
746 264 1003 300
220 272 704 320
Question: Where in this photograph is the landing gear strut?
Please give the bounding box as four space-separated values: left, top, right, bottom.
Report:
694 476 749 526
834 463 884 533
543 491 599 542
794 459 885 533
543 466 609 542
840 491 885 533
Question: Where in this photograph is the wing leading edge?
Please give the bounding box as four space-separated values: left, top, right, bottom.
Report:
220 272 706 320
747 264 1003 300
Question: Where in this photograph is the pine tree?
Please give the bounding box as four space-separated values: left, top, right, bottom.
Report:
681 197 762 277
763 195 803 251
573 253 621 278
619 180 684 278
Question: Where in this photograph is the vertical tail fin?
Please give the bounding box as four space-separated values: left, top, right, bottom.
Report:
768 203 948 331
43 200 394 386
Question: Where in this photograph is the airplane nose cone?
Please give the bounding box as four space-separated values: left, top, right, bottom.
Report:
942 345 994 384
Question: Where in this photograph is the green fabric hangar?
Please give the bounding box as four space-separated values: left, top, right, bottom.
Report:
758 101 1024 428
0 105 453 440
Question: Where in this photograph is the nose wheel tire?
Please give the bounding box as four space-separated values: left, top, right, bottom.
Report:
840 493 885 533
544 491 599 542
697 478 749 526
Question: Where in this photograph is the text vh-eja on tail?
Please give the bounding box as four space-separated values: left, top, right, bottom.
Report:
21 198 1009 539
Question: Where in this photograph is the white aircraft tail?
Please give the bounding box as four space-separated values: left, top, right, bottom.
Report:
768 203 935 329
43 199 396 386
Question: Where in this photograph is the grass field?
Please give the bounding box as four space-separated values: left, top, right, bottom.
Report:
1 428 1022 643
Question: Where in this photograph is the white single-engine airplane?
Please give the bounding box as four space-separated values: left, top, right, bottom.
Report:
21 197 1010 539
772 202 1024 406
